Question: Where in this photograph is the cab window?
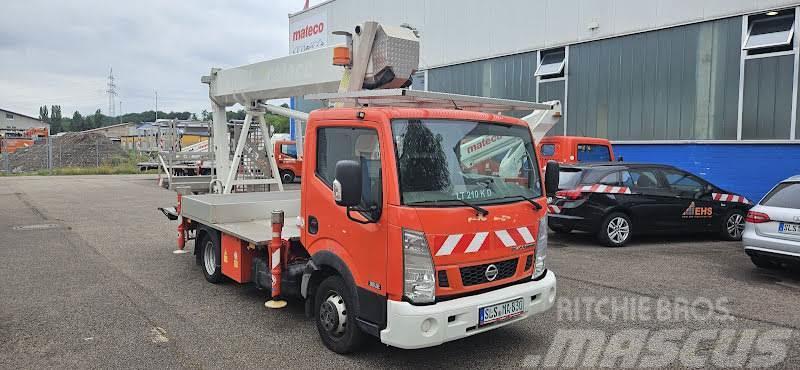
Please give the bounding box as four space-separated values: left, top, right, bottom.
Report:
577 144 611 162
540 144 556 157
661 169 707 198
280 144 297 158
316 127 383 215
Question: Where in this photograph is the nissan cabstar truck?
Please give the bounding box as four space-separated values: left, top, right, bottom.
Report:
161 21 559 353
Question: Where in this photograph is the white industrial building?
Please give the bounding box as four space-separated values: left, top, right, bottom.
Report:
0 108 49 135
289 0 800 200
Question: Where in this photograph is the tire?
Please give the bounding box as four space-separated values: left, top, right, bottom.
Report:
751 256 778 270
597 212 632 247
200 231 223 283
314 276 365 354
280 170 295 184
720 210 746 241
549 224 573 234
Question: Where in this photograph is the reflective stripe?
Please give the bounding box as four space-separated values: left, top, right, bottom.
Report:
495 230 516 247
271 249 280 269
517 227 535 244
610 186 621 193
436 234 463 256
464 232 488 253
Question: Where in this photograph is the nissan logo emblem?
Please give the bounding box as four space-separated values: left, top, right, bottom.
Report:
485 264 499 281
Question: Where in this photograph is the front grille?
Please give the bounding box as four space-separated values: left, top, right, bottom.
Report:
460 258 518 286
524 255 533 271
438 270 450 287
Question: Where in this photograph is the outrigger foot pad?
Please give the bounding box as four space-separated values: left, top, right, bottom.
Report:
265 300 287 309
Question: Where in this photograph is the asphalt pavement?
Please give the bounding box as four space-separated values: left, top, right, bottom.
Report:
1 175 799 369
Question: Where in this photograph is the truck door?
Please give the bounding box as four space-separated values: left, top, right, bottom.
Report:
659 168 715 231
302 122 389 307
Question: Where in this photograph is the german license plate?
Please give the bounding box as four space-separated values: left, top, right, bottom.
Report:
479 297 525 326
778 222 800 235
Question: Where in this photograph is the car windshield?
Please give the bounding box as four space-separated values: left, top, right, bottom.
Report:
391 119 541 205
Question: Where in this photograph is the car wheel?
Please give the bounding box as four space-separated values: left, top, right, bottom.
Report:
314 275 365 354
200 232 223 283
721 210 745 241
549 224 573 234
280 170 295 184
598 212 632 247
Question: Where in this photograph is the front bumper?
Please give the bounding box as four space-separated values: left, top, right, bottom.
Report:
380 270 557 349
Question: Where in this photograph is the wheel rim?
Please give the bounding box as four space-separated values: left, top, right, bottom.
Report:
607 217 630 244
319 292 347 337
727 213 745 239
282 173 292 182
203 240 216 275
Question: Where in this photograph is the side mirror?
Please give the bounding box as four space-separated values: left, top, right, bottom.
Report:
544 160 560 197
333 160 362 207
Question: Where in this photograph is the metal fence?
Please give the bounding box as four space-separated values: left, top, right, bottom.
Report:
1 137 129 174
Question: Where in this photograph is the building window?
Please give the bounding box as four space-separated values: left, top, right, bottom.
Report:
744 10 795 53
535 48 566 79
410 70 427 91
5 113 13 120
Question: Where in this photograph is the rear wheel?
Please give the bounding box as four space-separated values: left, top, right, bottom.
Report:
314 276 364 354
598 212 631 247
200 232 223 283
721 210 745 241
280 170 295 184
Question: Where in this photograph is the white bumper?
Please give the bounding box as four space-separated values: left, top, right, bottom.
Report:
380 270 557 349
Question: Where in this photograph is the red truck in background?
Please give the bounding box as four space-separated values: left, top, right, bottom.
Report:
537 136 615 169
274 139 303 183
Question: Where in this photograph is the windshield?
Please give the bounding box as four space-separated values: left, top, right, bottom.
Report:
391 119 541 205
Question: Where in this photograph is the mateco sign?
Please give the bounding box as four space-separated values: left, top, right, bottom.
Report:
290 13 328 54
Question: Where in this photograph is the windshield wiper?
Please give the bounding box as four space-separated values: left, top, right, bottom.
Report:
454 199 489 216
407 199 489 216
500 194 543 210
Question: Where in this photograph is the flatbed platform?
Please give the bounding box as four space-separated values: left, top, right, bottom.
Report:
180 191 302 245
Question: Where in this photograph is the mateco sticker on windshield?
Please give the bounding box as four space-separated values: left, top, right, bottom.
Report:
434 226 536 256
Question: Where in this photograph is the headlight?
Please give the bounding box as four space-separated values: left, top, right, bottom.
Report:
533 216 548 279
403 229 436 304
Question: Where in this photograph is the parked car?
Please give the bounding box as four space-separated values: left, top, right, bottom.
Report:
547 163 752 247
743 175 800 269
537 136 615 170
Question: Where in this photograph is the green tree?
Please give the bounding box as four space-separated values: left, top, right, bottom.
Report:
71 111 84 131
38 106 49 123
50 105 62 134
93 109 103 129
201 110 211 121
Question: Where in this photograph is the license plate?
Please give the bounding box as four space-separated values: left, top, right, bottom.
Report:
778 222 800 235
479 297 525 326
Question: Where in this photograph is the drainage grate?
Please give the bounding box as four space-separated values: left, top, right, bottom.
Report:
12 223 61 231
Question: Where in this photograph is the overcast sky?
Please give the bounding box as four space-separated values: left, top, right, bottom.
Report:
0 0 321 118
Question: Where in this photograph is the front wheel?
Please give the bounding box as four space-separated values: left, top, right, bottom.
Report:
314 276 364 354
598 212 632 247
280 170 295 184
721 210 745 241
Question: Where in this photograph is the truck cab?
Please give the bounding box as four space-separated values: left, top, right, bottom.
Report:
298 107 556 350
273 139 302 183
537 135 615 169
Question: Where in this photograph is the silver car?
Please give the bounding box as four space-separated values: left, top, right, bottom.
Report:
743 175 800 269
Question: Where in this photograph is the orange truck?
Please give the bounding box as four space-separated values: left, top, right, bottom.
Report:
161 22 561 353
537 135 615 169
0 127 48 154
273 139 302 183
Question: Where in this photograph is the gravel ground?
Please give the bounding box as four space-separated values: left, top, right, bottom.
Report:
1 175 799 369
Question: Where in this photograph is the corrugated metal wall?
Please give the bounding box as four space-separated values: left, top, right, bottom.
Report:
427 52 538 103
614 143 800 201
567 17 742 140
742 55 794 139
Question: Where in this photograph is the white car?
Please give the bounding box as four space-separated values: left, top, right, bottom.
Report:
743 175 800 269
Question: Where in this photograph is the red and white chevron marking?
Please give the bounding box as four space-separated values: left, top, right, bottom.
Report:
548 205 561 214
434 226 536 256
580 184 633 194
712 193 751 204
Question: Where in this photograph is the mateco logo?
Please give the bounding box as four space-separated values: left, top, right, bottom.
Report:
289 12 328 54
292 22 324 41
